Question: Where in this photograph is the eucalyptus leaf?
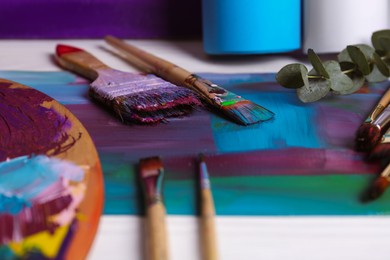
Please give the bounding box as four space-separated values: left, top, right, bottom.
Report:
276 63 307 89
372 29 390 53
297 70 331 103
307 49 329 79
347 45 371 75
373 52 390 77
338 44 374 62
341 44 386 81
378 37 390 53
337 48 352 63
323 61 354 92
333 70 365 95
365 65 388 82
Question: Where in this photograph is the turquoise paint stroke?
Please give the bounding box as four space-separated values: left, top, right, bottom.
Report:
101 164 390 215
0 155 84 214
99 152 390 216
212 92 323 152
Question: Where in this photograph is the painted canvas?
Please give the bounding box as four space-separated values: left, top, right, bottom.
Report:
1 70 390 220
0 78 104 259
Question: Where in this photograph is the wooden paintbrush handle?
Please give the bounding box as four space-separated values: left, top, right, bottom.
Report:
201 189 218 260
146 202 169 260
105 36 191 86
55 44 109 80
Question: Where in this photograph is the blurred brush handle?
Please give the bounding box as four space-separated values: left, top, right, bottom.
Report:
146 201 169 260
201 188 218 260
55 44 109 80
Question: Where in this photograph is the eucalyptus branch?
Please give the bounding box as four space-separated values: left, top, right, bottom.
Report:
276 29 390 103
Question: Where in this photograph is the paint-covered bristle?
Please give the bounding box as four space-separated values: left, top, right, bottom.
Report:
90 71 201 124
198 154 210 190
139 157 164 204
355 124 382 151
221 100 275 125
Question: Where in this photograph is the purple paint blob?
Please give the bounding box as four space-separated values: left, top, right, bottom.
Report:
56 219 78 260
0 83 77 161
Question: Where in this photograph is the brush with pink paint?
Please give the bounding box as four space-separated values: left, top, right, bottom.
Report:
55 45 201 124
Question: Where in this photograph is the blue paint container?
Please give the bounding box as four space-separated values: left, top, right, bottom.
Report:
202 0 301 54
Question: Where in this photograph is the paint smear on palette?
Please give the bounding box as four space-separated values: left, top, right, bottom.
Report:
0 83 79 161
0 79 93 260
0 155 86 259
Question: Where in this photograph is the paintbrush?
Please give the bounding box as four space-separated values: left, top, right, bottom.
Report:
104 36 275 126
55 44 201 124
355 87 390 149
198 154 218 260
355 104 390 151
139 156 169 260
364 161 390 201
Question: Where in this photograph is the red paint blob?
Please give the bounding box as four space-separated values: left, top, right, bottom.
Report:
56 44 83 57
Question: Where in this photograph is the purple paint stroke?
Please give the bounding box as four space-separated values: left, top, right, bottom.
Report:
0 82 78 161
66 104 216 161
316 105 363 149
162 148 380 180
0 0 202 39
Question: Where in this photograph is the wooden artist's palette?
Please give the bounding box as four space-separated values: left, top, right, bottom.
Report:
0 79 104 259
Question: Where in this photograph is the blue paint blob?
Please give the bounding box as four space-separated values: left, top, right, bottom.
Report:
0 193 30 215
0 155 84 214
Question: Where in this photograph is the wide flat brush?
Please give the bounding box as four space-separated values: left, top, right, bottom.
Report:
139 156 169 260
364 161 390 201
105 36 275 126
355 105 390 151
198 154 218 260
55 44 201 124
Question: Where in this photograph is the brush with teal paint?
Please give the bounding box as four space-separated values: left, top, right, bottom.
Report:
105 36 275 125
198 154 218 260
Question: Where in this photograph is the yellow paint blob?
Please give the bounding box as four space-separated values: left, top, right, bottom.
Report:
9 224 69 258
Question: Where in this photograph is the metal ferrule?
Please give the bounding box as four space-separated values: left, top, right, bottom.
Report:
372 105 390 130
366 104 386 123
185 74 237 106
